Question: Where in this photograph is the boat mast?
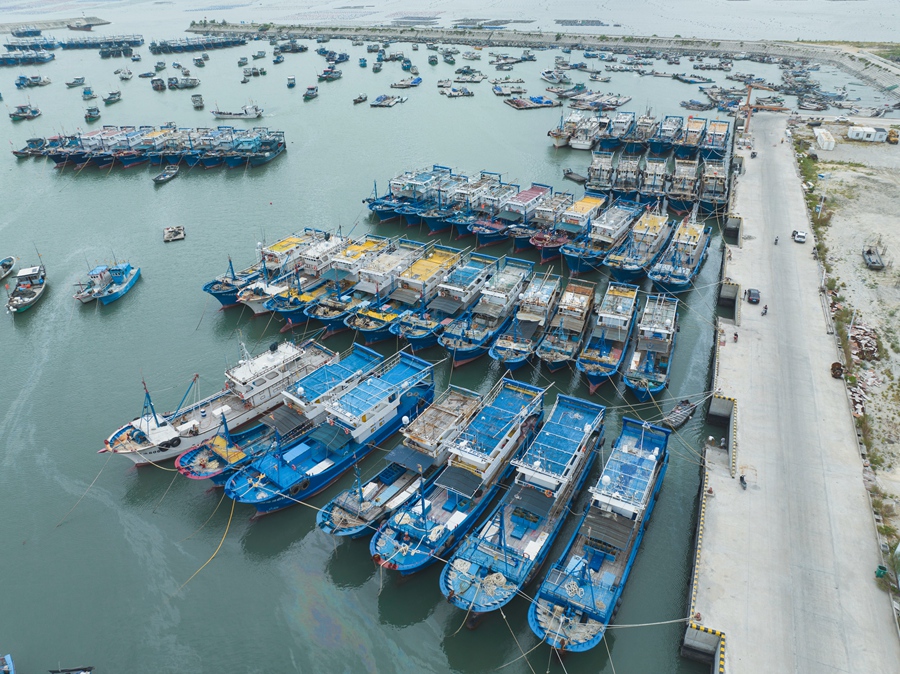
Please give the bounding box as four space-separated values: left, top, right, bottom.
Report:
171 374 199 418
142 379 161 426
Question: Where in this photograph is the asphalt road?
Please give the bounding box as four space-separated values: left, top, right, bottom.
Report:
698 113 900 674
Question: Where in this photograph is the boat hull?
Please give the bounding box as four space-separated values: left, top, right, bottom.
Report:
667 198 695 215
97 268 140 305
561 249 603 276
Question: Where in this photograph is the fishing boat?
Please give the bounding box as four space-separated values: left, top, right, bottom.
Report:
561 200 643 275
238 57 248 67
66 76 86 87
428 55 438 66
5 264 47 313
236 231 346 315
176 344 383 485
373 62 383 73
353 93 367 104
585 150 615 196
0 256 15 281
371 378 545 575
697 160 729 215
202 232 324 309
359 57 367 68
535 279 596 372
489 272 562 370
611 155 643 201
622 294 679 401
345 244 462 345
104 339 336 466
576 282 640 393
439 257 534 367
287 76 296 89
568 115 606 151
118 67 133 80
253 50 266 60
622 113 659 154
191 93 204 109
302 237 400 334
82 85 97 99
151 77 166 90
699 119 730 160
73 265 112 303
540 69 572 85
153 165 179 184
84 105 101 122
318 66 342 82
603 205 674 281
224 351 435 515
673 116 707 159
648 115 684 155
102 90 121 104
1 654 13 674
597 112 635 151
211 104 263 119
317 385 483 538
273 54 284 65
531 195 605 264
303 86 318 101
439 395 605 624
390 252 499 350
163 226 185 242
647 208 711 293
92 261 140 305
529 418 670 652
266 269 356 331
639 157 669 204
666 159 700 214
9 104 41 121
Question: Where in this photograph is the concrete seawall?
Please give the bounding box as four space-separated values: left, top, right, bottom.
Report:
187 23 900 99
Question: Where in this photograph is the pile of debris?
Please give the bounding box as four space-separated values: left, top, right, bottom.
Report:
849 385 868 417
850 324 880 362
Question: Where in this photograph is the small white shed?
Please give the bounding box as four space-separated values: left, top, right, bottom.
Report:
848 126 886 142
814 128 835 151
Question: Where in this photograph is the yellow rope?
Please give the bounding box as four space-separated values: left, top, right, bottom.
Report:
176 498 235 594
180 491 226 542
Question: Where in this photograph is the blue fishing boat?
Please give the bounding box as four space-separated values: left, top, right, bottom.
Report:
673 116 707 159
176 344 384 484
93 261 140 304
389 252 498 350
529 418 670 652
224 352 435 515
639 157 669 205
597 111 635 151
561 200 643 276
622 294 678 401
647 208 711 293
648 115 684 155
576 283 640 393
371 378 545 575
359 57 367 68
439 395 605 623
535 279 596 373
531 195 603 264
266 270 355 331
248 130 286 167
1 654 14 674
666 158 700 215
699 119 730 160
488 273 562 371
439 257 533 367
317 385 482 538
602 205 674 281
697 160 729 215
344 243 460 344
621 113 658 154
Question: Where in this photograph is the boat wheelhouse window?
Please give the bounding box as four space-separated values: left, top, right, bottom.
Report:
265 371 279 380
252 378 266 387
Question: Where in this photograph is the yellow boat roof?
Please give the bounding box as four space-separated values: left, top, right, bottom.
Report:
675 220 705 243
569 196 606 213
634 213 668 235
401 250 458 281
267 235 306 252
209 435 246 464
340 238 386 260
143 130 168 139
608 285 638 298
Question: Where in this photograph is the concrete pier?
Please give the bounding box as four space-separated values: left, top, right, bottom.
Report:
0 17 109 34
683 113 900 673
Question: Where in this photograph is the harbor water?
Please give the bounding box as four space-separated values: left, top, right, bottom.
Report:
0 30 882 673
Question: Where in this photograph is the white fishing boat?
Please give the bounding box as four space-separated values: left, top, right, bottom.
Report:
103 339 337 466
211 104 264 119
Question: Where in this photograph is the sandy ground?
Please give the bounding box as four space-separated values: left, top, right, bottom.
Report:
794 122 900 500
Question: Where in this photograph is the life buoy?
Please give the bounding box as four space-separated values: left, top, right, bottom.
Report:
328 418 334 426
544 489 552 498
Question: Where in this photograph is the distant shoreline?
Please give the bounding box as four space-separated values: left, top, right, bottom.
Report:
185 22 900 99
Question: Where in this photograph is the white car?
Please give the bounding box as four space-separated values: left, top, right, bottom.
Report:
792 230 808 243
835 116 850 123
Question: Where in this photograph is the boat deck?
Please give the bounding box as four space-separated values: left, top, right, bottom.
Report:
403 387 481 452
290 346 382 402
335 357 428 419
400 247 460 285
